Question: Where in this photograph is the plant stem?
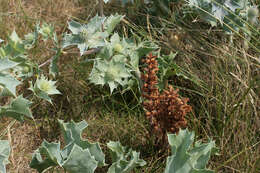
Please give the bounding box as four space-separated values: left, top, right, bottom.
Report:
99 0 104 17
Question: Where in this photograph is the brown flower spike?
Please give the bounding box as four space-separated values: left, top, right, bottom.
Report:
141 53 192 138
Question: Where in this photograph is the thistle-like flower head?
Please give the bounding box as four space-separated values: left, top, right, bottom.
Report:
35 76 60 95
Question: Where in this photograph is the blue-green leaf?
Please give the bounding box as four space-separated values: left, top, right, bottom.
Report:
0 140 10 173
164 129 215 173
107 141 146 173
0 96 33 121
63 145 98 173
0 58 19 72
103 14 124 34
58 120 106 167
0 73 21 97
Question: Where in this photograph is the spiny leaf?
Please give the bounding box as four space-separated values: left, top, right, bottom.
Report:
63 14 123 56
0 58 19 71
6 30 25 56
30 141 63 173
0 73 21 97
164 129 215 173
30 120 106 173
0 95 33 121
62 145 98 173
107 141 146 173
104 14 124 34
68 20 84 34
58 120 106 167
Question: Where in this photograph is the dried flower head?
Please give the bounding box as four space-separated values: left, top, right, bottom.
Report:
141 53 192 138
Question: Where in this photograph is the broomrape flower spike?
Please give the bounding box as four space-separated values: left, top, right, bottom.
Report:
141 53 192 142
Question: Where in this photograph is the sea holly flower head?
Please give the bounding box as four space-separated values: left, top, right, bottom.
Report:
39 23 54 40
29 75 61 104
35 76 60 95
89 59 131 93
113 43 123 53
24 33 35 43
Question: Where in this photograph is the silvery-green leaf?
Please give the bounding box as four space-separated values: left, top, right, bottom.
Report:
107 141 126 162
30 75 61 103
87 32 108 48
190 140 215 169
223 12 244 33
23 23 39 48
9 30 22 43
129 51 139 69
103 0 111 3
62 34 84 49
30 141 62 173
107 141 146 173
35 90 53 104
63 145 98 173
30 150 57 173
0 96 32 121
58 120 106 167
212 2 228 24
78 43 89 56
0 47 6 58
7 30 25 56
104 14 124 34
224 0 246 11
164 129 215 173
0 39 4 43
86 15 105 33
68 20 83 34
107 81 118 93
0 73 21 97
0 58 19 71
0 140 10 173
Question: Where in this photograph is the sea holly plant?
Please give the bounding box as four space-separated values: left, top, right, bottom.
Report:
186 0 259 33
0 140 10 173
30 120 105 173
62 14 124 55
30 120 146 173
164 129 215 173
62 14 158 94
88 32 157 93
0 57 34 121
0 25 61 121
